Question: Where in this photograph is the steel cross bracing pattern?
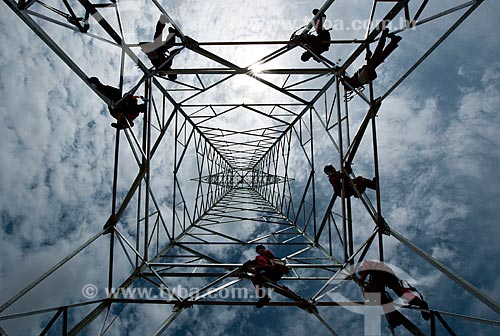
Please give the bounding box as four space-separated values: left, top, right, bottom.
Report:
1 0 499 335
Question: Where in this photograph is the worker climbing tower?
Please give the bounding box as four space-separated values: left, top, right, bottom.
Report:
1 0 499 335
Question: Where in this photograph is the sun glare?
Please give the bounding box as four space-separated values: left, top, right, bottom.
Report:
249 62 272 74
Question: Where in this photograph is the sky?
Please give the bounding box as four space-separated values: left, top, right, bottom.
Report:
1 0 500 335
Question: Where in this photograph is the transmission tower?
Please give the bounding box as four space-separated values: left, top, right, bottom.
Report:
1 0 499 335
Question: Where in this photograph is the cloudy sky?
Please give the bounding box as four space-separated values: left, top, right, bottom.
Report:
1 0 499 335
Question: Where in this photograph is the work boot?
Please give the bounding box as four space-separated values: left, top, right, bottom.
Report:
168 26 180 37
111 122 128 130
88 77 99 85
386 311 402 328
420 300 430 321
136 103 146 113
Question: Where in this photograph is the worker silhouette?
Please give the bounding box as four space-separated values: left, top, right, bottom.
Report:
356 260 430 328
242 245 290 308
89 77 146 130
140 14 182 80
324 165 376 198
343 28 402 91
300 9 331 62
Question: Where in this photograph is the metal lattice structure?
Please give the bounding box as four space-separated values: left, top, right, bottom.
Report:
1 0 499 335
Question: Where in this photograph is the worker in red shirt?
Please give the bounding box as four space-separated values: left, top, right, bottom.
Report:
242 245 288 308
89 77 146 129
324 165 376 198
357 260 430 327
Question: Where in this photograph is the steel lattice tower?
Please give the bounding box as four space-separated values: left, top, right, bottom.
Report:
1 0 499 335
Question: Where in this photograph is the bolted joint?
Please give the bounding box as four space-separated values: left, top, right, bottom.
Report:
183 36 199 50
103 214 119 231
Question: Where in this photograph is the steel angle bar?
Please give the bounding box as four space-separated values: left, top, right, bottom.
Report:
283 73 329 90
163 39 366 46
149 0 186 39
25 9 117 45
39 308 63 336
311 310 341 336
115 227 138 269
149 263 342 268
435 312 459 336
153 90 236 169
311 265 349 301
313 275 353 303
206 140 277 148
252 75 338 170
182 38 309 104
247 45 291 69
123 124 148 161
99 302 130 336
190 226 246 244
97 304 112 336
104 110 177 230
178 73 238 105
435 310 500 327
0 229 107 314
175 244 224 264
200 125 287 136
382 0 484 100
0 299 105 321
68 300 110 335
188 277 244 302
176 242 312 246
146 273 335 280
75 0 156 76
365 0 377 40
174 128 196 172
339 0 408 72
253 189 343 264
344 98 382 166
287 256 332 262
293 172 314 226
109 298 366 306
291 127 315 167
3 0 115 104
156 77 203 91
315 195 337 242
202 133 279 143
196 216 285 227
354 230 378 265
71 189 235 334
155 272 247 333
153 310 183 336
113 229 183 301
241 105 292 125
197 214 285 224
410 1 478 29
413 0 430 23
284 246 314 260
17 0 36 10
299 42 339 70
35 0 75 24
247 228 296 244
389 227 500 314
183 103 304 108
